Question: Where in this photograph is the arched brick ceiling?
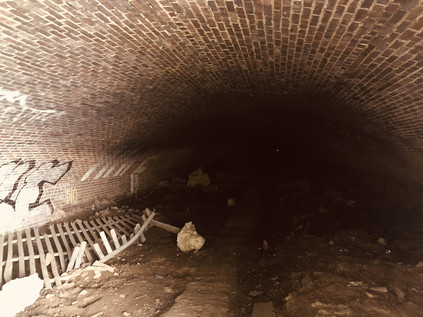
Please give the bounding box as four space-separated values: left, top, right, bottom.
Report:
0 0 422 182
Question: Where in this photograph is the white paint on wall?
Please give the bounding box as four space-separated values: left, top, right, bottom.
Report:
113 164 127 177
94 165 108 180
0 159 72 234
80 157 105 181
0 88 64 122
132 156 157 174
102 166 116 178
119 161 136 176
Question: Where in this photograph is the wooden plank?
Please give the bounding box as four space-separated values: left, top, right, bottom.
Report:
132 213 180 234
99 212 155 263
16 230 25 278
110 229 120 249
121 235 127 244
56 223 72 258
99 232 113 254
74 221 96 256
93 243 105 259
34 228 52 289
0 234 4 286
105 216 130 237
122 214 138 226
49 224 66 273
70 222 93 262
63 222 78 247
66 246 80 272
25 229 36 275
43 233 62 287
112 216 134 233
88 220 108 255
4 233 13 283
74 241 86 269
94 218 111 237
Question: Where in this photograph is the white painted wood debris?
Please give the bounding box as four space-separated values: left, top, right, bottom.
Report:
0 210 179 289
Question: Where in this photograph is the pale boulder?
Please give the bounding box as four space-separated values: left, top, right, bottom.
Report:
177 222 205 252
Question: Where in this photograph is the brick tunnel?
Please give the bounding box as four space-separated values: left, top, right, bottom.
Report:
1 0 423 316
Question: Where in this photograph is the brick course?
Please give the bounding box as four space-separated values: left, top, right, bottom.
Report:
0 0 422 231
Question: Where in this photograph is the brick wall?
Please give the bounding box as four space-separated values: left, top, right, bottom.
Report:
0 0 422 232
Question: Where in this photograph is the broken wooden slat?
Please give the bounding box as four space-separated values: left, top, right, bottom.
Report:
133 223 146 243
49 224 66 273
110 229 120 249
25 229 36 275
84 220 107 255
56 223 72 258
34 228 52 289
66 246 80 272
99 231 113 254
0 235 4 286
74 241 86 269
16 230 25 278
93 243 105 259
122 214 138 226
43 233 62 287
105 217 130 237
4 233 13 283
88 220 108 256
63 222 78 247
70 222 92 262
74 221 96 258
99 212 155 263
119 215 140 229
121 235 127 244
112 216 134 233
94 218 112 237
131 213 180 234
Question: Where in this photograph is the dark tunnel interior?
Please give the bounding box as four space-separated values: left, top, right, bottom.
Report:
1 0 423 315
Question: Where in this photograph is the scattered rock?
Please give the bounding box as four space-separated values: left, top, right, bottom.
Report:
365 291 377 298
416 261 423 268
249 290 263 297
394 287 405 302
227 198 236 207
79 290 88 296
263 240 269 250
177 222 205 252
369 286 388 293
187 168 211 187
377 237 387 246
252 302 273 317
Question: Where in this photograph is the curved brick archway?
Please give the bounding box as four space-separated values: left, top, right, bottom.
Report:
0 0 422 232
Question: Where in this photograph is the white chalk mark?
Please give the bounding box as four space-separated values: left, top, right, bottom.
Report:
94 165 108 180
80 157 105 181
0 88 64 122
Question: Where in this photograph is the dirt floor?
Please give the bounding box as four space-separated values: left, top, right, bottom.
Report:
17 173 423 316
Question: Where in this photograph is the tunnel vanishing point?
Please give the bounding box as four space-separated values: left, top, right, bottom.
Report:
0 0 422 233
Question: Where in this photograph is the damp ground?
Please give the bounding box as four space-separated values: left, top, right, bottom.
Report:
19 173 423 316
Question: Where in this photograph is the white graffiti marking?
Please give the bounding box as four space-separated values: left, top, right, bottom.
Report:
0 88 64 122
0 159 72 214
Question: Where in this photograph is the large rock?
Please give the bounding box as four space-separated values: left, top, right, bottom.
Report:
177 222 205 252
187 168 211 187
